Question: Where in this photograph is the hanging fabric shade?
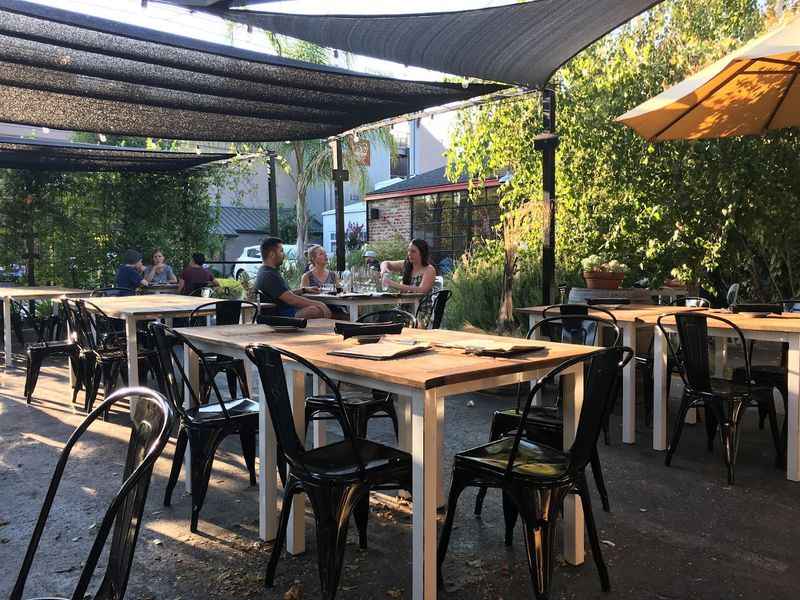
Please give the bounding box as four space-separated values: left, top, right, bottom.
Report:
189 0 665 89
0 135 235 172
0 0 504 142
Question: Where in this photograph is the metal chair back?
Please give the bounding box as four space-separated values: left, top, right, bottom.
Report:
10 387 174 600
358 308 417 327
188 299 258 326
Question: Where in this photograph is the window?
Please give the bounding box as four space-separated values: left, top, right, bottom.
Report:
411 187 501 265
391 146 409 179
246 248 261 259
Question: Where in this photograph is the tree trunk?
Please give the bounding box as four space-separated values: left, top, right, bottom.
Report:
296 187 308 268
497 246 517 335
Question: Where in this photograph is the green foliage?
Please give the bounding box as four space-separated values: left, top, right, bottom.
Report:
0 166 241 288
363 236 409 262
447 0 800 303
213 277 245 299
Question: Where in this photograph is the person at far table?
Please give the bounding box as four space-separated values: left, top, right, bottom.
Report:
301 245 340 290
178 252 219 295
381 238 439 320
256 237 331 319
114 249 149 295
144 248 177 285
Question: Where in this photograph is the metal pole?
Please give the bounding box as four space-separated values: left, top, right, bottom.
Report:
541 87 557 305
330 138 349 272
267 152 278 236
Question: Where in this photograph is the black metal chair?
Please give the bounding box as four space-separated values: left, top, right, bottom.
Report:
658 312 783 483
90 286 135 297
474 314 621 516
245 344 412 599
416 289 451 329
635 297 710 423
358 308 417 327
586 297 631 306
74 299 158 417
440 346 633 599
187 300 258 402
730 301 794 465
10 387 174 600
22 298 80 405
303 319 408 441
149 322 259 532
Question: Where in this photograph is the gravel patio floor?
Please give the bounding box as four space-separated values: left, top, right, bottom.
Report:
1 354 799 600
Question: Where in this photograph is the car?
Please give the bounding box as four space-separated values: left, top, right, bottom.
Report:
233 243 297 282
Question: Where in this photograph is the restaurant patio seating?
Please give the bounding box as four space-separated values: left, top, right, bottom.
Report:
416 289 451 329
72 299 158 417
187 300 257 402
149 322 259 532
440 346 632 600
474 315 621 516
658 312 783 483
90 286 135 297
245 344 412 600
10 387 174 600
357 308 417 327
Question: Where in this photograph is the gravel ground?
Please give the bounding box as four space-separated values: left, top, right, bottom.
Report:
2 354 800 600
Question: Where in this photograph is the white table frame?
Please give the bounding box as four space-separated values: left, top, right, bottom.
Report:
653 320 800 481
305 293 423 322
1 287 88 366
180 331 587 600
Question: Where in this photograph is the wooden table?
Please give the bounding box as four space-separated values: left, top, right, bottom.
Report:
0 286 89 365
177 321 596 600
641 310 800 481
304 292 424 321
82 294 270 388
517 304 705 445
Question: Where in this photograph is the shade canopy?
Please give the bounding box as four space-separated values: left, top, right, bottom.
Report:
0 136 235 172
190 0 664 89
617 15 800 141
0 0 503 142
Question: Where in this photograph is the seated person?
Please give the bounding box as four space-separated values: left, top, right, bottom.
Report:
256 237 331 319
301 245 339 290
114 249 149 295
380 238 438 323
178 252 219 295
144 248 177 285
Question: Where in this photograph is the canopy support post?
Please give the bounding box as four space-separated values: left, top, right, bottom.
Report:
267 152 278 236
331 138 349 272
536 87 559 305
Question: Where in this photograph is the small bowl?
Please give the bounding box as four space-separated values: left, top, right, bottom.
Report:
355 335 382 344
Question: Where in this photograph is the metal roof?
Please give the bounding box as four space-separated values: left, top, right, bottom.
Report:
364 166 500 200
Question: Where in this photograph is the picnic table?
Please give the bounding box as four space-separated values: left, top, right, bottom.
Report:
177 320 597 600
0 286 89 365
516 304 705 445
640 309 800 482
82 294 270 387
304 291 425 321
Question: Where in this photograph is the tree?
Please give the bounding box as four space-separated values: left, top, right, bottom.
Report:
447 0 800 303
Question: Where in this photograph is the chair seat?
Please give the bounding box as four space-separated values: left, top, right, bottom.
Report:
185 397 259 422
455 436 571 482
302 438 410 482
691 377 775 401
495 406 562 430
732 364 787 378
307 393 392 409
28 340 77 352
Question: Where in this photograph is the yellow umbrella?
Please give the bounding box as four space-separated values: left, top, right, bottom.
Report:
616 15 800 141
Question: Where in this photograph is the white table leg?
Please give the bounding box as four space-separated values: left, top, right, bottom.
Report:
349 304 359 322
412 388 439 600
561 364 585 565
312 376 327 448
3 296 12 365
787 336 800 481
396 394 412 500
125 317 139 387
622 323 637 444
653 326 669 451
286 365 306 555
248 363 277 541
183 342 200 493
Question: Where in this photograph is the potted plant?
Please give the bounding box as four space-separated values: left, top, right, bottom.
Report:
580 255 628 289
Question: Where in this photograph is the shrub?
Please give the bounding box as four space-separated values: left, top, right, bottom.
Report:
364 236 408 263
213 277 245 299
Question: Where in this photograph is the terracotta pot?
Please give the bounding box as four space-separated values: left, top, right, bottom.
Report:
582 271 625 290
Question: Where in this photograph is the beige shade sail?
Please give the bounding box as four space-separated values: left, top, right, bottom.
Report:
616 15 800 141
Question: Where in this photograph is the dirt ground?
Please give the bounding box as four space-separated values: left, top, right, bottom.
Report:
2 355 800 600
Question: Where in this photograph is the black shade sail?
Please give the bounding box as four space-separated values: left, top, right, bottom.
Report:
0 136 235 172
199 0 664 89
0 0 504 142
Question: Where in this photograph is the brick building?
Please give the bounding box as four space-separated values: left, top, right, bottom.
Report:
365 166 502 271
